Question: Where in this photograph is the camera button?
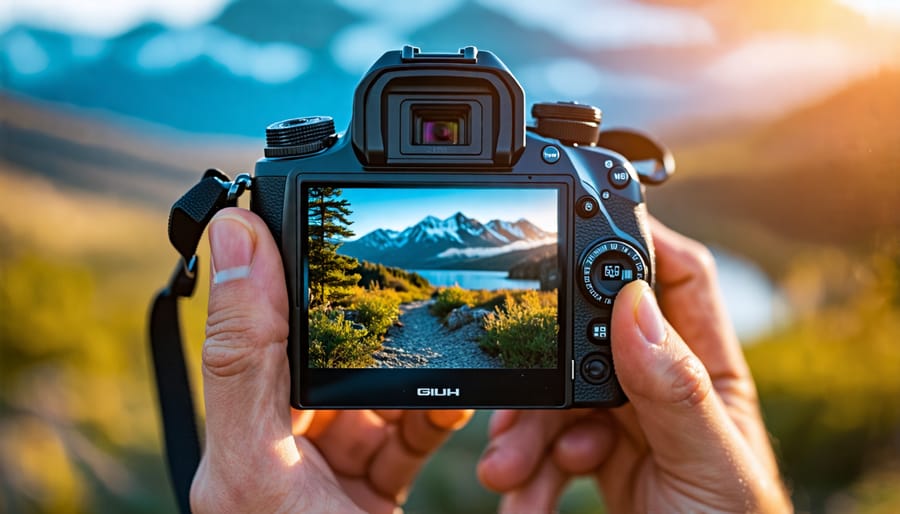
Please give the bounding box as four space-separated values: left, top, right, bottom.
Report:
581 354 611 384
609 166 631 188
587 319 609 344
577 196 598 218
542 145 561 164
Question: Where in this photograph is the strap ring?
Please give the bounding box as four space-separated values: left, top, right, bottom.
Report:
226 174 254 202
182 255 198 280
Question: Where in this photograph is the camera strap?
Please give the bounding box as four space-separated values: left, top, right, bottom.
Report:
149 169 252 514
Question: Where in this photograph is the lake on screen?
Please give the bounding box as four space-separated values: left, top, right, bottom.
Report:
410 270 540 291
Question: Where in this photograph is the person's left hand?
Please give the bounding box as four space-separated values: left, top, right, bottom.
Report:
190 208 472 514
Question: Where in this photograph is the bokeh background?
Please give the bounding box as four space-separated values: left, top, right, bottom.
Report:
1 0 899 512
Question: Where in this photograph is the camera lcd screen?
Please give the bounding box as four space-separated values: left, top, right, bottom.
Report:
304 186 560 371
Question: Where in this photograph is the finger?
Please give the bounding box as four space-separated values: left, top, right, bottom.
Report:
552 413 617 475
400 410 469 455
649 219 777 475
367 410 472 499
304 410 338 439
308 410 388 477
367 429 421 501
477 410 588 492
374 410 404 424
488 410 518 438
427 410 473 431
291 409 315 435
202 208 294 474
498 458 569 514
610 280 754 481
649 218 750 385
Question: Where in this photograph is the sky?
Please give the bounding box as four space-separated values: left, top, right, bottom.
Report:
334 187 559 238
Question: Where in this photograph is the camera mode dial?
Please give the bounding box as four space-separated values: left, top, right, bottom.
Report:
265 116 337 158
580 240 646 305
532 102 602 146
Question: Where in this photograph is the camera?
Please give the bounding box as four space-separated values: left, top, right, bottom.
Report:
250 46 673 408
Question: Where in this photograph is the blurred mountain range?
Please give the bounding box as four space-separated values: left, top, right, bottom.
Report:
2 0 897 138
2 64 897 277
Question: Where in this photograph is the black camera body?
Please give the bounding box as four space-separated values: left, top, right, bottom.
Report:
249 46 671 409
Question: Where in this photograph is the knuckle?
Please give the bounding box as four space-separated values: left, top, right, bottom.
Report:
682 240 717 280
202 335 255 378
203 306 284 378
663 354 712 407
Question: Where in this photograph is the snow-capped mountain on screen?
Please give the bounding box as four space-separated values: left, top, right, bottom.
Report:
338 212 556 270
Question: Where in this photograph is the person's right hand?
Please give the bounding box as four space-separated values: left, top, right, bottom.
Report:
478 219 792 513
190 208 471 514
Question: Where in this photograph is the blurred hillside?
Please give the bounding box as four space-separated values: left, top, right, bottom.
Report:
652 69 900 275
0 170 191 513
0 94 258 208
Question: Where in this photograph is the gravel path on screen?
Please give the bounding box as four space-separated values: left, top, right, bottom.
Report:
372 299 501 368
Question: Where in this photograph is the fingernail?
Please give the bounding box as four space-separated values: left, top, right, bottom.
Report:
427 410 473 431
634 283 666 345
209 214 256 284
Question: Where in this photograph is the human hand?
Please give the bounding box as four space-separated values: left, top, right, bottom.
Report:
477 219 791 513
189 208 472 514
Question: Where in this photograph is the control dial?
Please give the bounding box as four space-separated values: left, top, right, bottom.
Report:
580 240 647 305
265 116 336 158
532 101 602 146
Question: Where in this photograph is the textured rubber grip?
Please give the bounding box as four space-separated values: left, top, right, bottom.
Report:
251 176 288 248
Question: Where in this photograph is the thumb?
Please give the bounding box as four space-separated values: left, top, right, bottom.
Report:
610 280 744 477
202 208 292 464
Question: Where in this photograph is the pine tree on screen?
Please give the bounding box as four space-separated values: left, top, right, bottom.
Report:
307 187 360 308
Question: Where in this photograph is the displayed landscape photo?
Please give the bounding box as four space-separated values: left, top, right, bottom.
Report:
305 186 560 369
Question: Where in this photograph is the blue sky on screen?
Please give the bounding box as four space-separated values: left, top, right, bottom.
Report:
336 187 558 238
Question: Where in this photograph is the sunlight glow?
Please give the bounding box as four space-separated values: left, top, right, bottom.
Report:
837 0 900 26
699 35 883 118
